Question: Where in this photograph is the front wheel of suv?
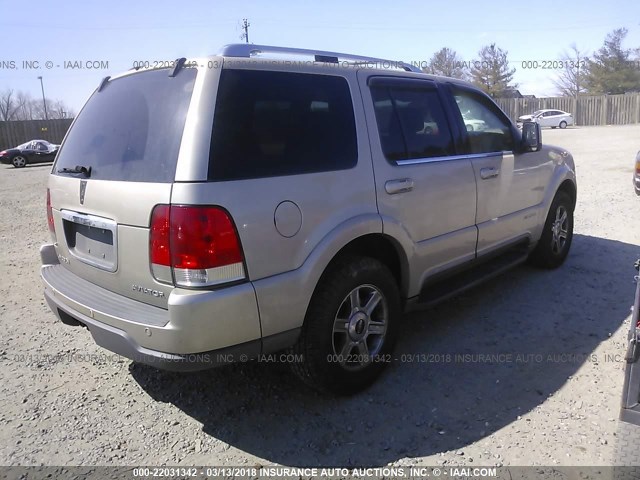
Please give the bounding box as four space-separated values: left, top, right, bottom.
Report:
528 190 574 269
290 256 401 395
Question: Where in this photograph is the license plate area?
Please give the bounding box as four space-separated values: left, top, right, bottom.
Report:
61 210 118 272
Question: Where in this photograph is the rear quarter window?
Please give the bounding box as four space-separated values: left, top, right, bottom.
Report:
54 68 197 183
208 70 357 181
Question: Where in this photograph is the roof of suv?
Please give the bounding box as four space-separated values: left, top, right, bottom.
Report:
217 44 475 85
218 43 421 72
114 44 469 84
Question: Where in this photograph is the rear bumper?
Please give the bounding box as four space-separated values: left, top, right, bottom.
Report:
44 289 261 371
40 243 280 371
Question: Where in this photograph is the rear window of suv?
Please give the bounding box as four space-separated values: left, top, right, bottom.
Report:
54 68 196 183
208 69 357 181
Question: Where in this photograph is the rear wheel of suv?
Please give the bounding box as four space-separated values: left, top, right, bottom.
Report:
528 190 574 269
291 255 401 395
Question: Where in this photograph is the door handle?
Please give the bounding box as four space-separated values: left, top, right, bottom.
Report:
480 167 500 180
385 178 414 194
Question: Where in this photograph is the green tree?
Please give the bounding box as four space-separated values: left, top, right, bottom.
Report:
424 47 468 79
584 28 640 94
469 43 517 98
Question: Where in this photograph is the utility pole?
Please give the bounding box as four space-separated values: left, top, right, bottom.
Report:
37 76 48 120
575 55 581 126
240 18 250 44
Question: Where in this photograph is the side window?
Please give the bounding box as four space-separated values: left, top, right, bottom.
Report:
208 70 357 181
371 84 454 162
36 142 47 151
452 87 515 154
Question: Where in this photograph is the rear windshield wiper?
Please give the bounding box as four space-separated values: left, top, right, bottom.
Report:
58 165 92 178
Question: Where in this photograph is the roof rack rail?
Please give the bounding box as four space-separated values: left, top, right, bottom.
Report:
217 44 421 73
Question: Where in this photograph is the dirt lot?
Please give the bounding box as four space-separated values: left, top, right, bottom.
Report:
0 125 639 468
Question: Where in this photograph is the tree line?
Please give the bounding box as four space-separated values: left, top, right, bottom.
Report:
424 28 640 98
0 88 74 121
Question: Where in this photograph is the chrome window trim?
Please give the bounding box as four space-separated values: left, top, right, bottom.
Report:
396 151 513 166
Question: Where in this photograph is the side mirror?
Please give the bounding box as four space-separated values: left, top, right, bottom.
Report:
522 121 541 152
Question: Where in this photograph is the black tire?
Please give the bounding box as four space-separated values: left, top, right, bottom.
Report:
12 155 27 168
559 121 567 129
614 420 640 478
290 255 401 395
551 126 557 129
528 190 574 269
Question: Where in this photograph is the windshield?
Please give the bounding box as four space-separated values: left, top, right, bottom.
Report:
54 68 196 182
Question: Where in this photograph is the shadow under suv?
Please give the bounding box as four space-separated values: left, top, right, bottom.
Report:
40 44 577 394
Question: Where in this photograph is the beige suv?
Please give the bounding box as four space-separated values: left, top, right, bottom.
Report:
40 44 576 394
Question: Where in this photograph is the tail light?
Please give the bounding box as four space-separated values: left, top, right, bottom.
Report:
46 188 56 240
635 152 640 175
150 205 245 287
150 205 172 283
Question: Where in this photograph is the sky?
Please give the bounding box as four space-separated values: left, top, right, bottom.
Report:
1 0 639 114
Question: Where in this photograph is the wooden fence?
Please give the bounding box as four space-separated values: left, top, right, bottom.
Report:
495 93 640 126
0 119 73 150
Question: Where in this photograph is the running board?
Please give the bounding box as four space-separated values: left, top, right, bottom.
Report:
407 243 530 311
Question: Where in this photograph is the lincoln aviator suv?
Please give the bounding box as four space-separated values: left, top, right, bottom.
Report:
40 44 576 394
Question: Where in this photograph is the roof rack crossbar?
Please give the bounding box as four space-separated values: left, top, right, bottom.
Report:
217 44 421 73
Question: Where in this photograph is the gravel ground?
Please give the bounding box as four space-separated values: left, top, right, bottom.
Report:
0 125 639 468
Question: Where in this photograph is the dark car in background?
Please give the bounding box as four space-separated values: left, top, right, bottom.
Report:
0 139 60 168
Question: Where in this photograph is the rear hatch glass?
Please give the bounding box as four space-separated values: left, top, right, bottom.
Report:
54 67 196 182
